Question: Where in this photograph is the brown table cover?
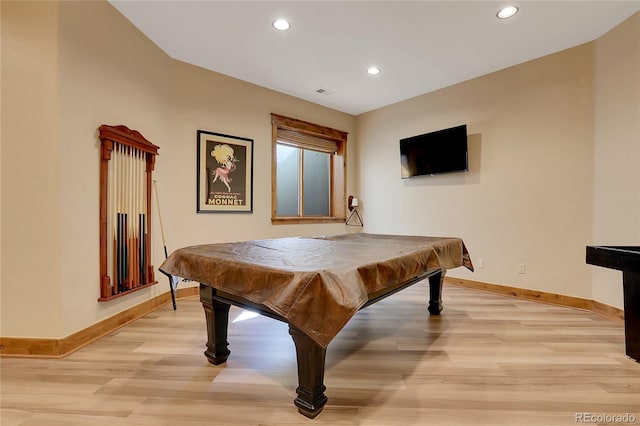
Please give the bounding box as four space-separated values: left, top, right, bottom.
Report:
160 233 473 347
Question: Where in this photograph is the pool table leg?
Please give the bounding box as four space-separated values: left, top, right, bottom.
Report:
200 284 231 365
289 326 328 418
428 270 445 315
622 272 640 362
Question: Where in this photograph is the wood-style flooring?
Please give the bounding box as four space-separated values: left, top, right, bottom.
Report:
2 283 639 425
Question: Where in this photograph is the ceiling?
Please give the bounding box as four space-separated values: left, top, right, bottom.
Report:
110 1 640 116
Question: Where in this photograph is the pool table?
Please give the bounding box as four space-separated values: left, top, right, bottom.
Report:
160 233 473 418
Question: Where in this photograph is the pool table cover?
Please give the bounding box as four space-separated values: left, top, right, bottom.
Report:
160 233 473 347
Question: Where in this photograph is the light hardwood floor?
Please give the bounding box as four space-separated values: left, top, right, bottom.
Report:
1 283 639 426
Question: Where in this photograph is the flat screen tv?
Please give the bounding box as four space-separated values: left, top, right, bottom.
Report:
400 124 468 178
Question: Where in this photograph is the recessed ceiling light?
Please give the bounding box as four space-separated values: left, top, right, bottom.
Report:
497 6 519 19
367 66 381 75
272 19 290 31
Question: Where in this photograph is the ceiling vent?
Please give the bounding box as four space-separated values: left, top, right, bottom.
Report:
315 88 335 95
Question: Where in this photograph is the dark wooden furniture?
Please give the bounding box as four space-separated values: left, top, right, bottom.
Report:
586 245 640 362
198 269 446 419
160 234 473 418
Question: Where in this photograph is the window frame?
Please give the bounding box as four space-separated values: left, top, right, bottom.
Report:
271 113 348 224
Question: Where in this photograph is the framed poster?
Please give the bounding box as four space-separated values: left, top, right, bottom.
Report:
197 130 253 213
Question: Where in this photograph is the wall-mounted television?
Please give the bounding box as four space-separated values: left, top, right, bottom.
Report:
400 124 468 178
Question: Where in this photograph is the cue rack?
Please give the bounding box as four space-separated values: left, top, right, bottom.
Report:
98 124 159 301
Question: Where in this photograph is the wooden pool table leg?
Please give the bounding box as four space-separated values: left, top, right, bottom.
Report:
427 270 445 315
289 326 328 418
200 284 231 365
622 272 639 362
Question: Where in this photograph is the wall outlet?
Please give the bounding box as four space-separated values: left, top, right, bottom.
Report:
476 258 484 268
517 263 526 274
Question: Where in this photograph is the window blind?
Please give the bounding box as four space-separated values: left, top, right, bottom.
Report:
276 128 338 154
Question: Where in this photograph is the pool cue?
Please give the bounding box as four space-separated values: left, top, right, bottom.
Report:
139 156 146 285
116 213 121 293
139 213 145 284
125 145 132 290
132 147 140 288
139 149 145 285
153 180 179 310
124 144 133 290
116 144 124 293
138 149 146 284
129 146 135 289
153 180 169 259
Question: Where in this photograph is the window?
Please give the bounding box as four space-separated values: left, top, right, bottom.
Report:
271 113 348 224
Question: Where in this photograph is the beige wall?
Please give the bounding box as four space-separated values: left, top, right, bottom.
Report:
592 13 640 307
55 1 173 336
1 1 356 339
357 44 596 299
357 13 639 308
162 60 358 251
1 1 62 338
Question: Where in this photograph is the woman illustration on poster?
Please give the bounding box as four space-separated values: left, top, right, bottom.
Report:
210 144 238 192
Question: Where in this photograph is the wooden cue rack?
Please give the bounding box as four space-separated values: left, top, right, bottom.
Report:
98 125 159 301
